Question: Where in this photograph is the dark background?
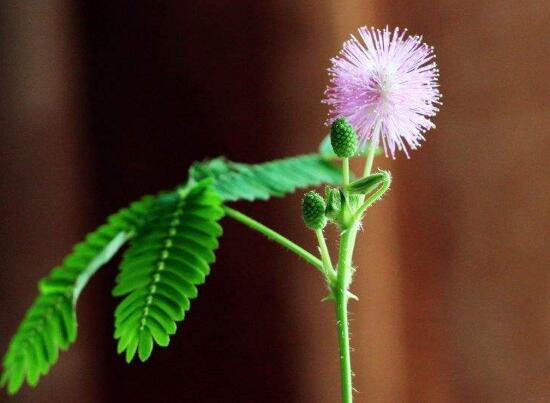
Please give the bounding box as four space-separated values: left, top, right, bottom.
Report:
1 1 549 402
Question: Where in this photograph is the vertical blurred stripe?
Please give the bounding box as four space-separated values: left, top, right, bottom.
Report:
387 1 550 402
0 2 101 402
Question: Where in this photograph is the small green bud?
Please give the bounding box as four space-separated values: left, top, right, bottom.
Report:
301 191 327 230
323 187 357 228
347 193 362 211
338 190 354 228
330 118 358 158
324 186 342 220
346 171 390 195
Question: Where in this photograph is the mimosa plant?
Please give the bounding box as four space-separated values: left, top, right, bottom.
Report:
1 26 440 402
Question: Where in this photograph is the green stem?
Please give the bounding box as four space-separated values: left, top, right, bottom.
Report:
334 136 380 402
336 291 352 402
223 206 324 272
343 157 350 187
362 141 377 179
315 229 336 283
335 227 356 403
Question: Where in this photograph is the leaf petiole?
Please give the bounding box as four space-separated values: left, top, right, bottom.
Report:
223 206 325 273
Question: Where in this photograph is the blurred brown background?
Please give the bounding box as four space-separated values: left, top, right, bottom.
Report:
1 1 549 402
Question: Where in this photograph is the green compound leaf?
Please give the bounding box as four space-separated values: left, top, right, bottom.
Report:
1 197 153 394
113 181 224 363
190 154 343 202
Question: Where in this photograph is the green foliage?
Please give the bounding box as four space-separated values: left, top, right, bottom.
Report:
112 181 224 362
1 197 153 394
190 154 342 202
3 152 343 394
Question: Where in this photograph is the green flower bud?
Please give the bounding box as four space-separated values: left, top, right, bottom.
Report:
330 118 358 158
301 191 327 230
324 186 342 221
346 171 390 195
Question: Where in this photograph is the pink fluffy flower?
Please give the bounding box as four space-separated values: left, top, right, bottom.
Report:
323 26 441 158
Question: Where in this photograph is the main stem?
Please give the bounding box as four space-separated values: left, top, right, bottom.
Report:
335 143 378 402
335 226 356 403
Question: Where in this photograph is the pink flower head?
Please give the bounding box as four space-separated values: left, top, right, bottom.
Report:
323 26 441 158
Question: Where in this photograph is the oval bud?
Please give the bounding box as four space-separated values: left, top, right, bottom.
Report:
346 171 391 195
330 118 358 158
324 186 342 220
301 191 327 230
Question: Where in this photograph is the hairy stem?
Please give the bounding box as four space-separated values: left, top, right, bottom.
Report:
335 226 356 403
362 141 378 179
223 206 324 272
315 229 336 283
343 157 350 187
335 139 379 402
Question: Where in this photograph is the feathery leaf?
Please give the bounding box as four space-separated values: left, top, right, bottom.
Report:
1 197 153 394
113 181 224 362
190 154 343 202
